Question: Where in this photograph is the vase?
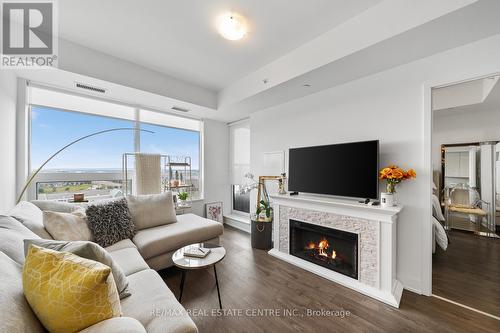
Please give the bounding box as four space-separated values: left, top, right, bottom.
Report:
386 182 396 194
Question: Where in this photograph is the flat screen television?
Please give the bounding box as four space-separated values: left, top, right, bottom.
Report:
288 140 379 199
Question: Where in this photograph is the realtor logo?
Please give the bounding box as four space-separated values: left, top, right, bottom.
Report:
1 0 58 68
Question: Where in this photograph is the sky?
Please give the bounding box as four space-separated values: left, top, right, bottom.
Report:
31 106 200 171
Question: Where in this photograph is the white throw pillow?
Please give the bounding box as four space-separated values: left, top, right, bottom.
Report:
127 192 177 230
43 209 92 241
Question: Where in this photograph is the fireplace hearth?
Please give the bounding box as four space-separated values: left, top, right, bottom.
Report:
289 219 358 279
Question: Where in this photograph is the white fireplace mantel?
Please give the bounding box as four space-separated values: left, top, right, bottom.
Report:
268 193 404 308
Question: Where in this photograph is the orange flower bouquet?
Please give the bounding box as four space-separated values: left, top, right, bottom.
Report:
379 165 416 194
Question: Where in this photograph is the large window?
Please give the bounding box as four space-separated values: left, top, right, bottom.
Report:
28 86 202 202
140 111 201 199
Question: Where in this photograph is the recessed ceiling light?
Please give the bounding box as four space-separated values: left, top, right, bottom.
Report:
217 12 247 41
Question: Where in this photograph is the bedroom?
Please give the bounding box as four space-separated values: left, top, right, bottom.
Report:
431 75 500 317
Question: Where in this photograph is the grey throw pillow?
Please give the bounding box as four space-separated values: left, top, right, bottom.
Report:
0 215 40 265
127 192 177 231
8 201 53 239
24 238 131 299
85 199 135 248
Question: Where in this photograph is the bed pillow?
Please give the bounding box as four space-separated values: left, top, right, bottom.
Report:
126 192 177 231
24 238 131 299
8 201 52 239
432 194 445 222
43 209 92 241
86 199 135 247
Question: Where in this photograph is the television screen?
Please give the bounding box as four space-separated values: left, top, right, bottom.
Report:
288 140 379 199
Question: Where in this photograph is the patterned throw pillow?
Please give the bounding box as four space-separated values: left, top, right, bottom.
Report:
23 245 121 333
85 199 135 247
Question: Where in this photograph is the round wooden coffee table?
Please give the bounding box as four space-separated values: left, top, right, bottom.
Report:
172 243 226 309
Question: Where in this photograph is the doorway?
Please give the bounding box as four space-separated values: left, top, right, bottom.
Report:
430 75 500 317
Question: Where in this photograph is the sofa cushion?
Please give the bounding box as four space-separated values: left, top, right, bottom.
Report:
86 198 135 247
121 269 198 333
43 209 92 241
127 192 177 231
9 201 52 239
0 252 45 333
105 238 137 252
31 199 85 213
133 213 224 259
80 317 147 333
0 215 40 265
24 238 131 299
108 247 150 276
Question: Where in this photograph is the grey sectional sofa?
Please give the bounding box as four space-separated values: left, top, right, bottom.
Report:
1 199 224 333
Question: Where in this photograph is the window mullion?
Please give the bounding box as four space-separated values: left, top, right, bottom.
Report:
134 108 140 152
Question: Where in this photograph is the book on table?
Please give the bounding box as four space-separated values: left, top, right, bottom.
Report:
184 247 211 258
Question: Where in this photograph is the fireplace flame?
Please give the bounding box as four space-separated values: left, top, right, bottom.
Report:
305 238 337 260
318 238 329 257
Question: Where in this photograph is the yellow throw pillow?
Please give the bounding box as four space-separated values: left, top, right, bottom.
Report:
23 244 121 333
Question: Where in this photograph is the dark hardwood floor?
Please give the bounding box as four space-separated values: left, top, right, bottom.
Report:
433 230 500 316
161 226 500 333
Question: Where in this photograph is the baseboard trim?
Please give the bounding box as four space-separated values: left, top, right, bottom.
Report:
432 294 500 321
403 285 422 295
224 216 250 233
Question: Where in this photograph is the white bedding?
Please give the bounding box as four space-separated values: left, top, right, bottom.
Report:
433 216 448 252
432 194 445 222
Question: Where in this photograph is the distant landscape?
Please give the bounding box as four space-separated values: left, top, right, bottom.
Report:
37 169 200 201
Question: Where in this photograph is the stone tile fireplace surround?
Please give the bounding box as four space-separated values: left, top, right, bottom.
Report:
269 194 403 307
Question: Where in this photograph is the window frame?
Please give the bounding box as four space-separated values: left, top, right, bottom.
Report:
26 84 204 201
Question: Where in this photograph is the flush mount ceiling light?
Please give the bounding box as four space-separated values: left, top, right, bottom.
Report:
217 12 247 41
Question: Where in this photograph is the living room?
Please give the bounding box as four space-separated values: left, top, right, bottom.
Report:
1 1 500 333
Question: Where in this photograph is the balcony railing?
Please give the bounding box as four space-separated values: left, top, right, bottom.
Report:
30 171 201 202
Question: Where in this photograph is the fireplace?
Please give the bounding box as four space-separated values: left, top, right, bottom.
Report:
289 219 358 279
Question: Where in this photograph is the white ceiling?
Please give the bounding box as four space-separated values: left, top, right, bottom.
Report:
58 0 382 91
434 77 500 117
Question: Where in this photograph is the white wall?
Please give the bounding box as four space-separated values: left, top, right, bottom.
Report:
0 72 18 214
190 119 230 218
433 107 500 172
58 39 217 109
250 34 500 293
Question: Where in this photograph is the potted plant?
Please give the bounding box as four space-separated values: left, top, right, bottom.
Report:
256 200 272 222
379 165 416 206
178 191 189 206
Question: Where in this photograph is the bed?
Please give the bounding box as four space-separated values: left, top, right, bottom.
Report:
432 193 448 252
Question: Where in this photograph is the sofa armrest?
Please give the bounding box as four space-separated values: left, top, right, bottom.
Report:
79 317 146 333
